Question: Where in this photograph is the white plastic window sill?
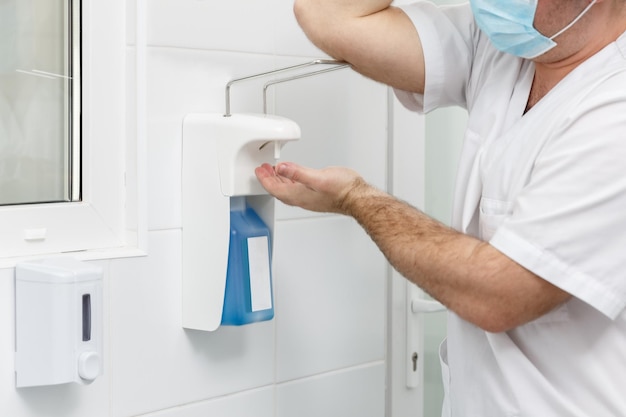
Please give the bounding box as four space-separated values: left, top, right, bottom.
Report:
0 0 147 268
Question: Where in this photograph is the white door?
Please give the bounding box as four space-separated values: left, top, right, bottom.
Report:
387 89 467 417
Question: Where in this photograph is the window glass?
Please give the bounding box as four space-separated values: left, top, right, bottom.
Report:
0 0 79 205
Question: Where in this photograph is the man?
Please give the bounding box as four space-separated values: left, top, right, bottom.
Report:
255 0 626 415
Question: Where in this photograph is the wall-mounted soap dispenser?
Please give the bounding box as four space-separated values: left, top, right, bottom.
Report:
182 113 299 331
15 258 103 387
182 60 349 332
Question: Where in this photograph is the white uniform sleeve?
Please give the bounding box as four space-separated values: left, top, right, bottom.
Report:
394 2 479 113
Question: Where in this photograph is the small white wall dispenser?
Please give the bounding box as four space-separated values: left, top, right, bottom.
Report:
182 60 349 332
15 258 103 387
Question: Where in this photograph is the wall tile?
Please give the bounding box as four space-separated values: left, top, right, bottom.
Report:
109 230 275 417
147 0 326 58
276 363 386 417
274 216 386 382
147 0 280 54
141 387 274 417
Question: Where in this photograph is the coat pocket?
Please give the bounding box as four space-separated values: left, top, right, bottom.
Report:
479 197 514 241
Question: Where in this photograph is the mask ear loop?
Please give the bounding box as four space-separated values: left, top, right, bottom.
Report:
549 0 597 40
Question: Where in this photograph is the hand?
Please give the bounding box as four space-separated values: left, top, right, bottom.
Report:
254 162 366 214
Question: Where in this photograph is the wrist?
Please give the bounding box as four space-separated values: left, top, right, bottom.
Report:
338 178 383 216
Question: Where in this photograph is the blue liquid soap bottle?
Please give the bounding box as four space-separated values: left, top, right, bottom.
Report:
221 204 274 325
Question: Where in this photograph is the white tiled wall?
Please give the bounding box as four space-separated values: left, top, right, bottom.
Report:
0 1 401 415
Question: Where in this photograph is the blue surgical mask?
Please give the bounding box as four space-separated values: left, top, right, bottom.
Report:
470 0 597 59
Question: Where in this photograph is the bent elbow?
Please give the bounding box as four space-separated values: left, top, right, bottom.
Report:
465 306 525 334
478 318 517 334
470 304 556 333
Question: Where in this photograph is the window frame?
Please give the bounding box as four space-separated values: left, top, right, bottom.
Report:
0 0 146 267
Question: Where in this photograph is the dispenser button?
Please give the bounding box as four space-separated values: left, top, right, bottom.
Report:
78 351 100 381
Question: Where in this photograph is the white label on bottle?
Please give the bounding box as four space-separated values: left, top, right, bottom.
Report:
247 236 272 312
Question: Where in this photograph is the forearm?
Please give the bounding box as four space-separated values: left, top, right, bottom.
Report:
342 181 571 332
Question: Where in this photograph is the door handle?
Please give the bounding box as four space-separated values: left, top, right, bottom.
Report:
406 284 446 389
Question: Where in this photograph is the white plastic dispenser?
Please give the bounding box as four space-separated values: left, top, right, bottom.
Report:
182 113 300 331
15 258 103 387
182 60 348 332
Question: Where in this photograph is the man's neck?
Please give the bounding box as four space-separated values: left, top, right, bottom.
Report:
526 6 626 112
526 28 624 112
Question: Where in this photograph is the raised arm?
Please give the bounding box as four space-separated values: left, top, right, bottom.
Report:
294 0 425 93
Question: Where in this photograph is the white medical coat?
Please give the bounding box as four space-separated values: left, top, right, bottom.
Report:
396 2 626 416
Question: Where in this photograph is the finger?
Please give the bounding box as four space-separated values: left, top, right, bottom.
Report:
275 162 319 189
254 163 276 180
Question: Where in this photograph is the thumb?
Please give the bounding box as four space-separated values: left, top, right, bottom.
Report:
275 162 318 188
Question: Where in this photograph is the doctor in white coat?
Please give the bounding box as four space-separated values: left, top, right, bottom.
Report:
256 0 626 415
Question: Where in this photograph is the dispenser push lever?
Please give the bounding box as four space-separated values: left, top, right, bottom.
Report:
224 59 350 117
